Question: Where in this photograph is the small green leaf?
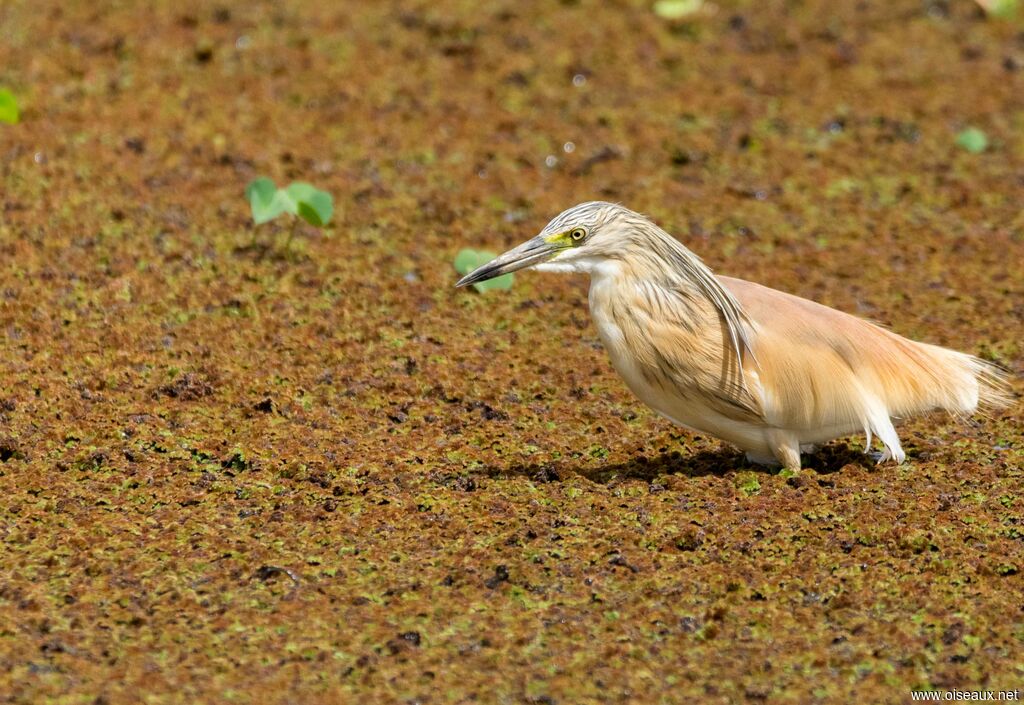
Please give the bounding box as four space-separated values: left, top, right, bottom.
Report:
245 177 286 225
475 273 514 293
454 249 514 293
453 249 483 275
273 185 298 215
283 182 316 211
294 186 334 227
274 182 314 216
0 89 19 125
297 199 325 226
277 182 333 227
979 0 1019 18
955 127 988 154
653 0 704 20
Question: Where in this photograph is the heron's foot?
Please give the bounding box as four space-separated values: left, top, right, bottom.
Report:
869 445 906 465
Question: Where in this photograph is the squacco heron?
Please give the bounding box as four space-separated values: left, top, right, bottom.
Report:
457 202 1011 470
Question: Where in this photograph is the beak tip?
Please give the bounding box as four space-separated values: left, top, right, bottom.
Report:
454 237 550 290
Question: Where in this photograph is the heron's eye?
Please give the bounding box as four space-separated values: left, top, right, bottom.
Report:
569 227 586 243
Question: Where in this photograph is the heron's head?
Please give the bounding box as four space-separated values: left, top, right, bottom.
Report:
456 201 646 288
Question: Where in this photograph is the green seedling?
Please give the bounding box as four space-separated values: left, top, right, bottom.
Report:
955 127 988 154
454 249 514 293
0 89 19 125
245 177 334 249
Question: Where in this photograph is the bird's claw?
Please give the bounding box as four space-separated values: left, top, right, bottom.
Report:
870 447 906 465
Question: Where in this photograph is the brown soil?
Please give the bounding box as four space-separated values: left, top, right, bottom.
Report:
1 1 1023 703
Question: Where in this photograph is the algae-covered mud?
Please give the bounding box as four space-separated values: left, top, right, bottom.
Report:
1 1 1023 703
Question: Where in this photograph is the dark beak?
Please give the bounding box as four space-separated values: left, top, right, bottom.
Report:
455 236 557 288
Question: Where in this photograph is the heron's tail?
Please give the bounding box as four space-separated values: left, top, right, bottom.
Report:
874 336 1012 419
820 332 1011 465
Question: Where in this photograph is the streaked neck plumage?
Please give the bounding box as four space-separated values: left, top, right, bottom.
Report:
540 218 755 368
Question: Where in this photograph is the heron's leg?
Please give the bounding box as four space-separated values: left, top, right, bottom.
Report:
871 415 906 464
767 430 802 471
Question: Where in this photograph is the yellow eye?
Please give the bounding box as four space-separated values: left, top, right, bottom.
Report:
569 227 586 242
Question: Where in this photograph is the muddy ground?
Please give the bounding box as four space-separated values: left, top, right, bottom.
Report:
1 1 1023 703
